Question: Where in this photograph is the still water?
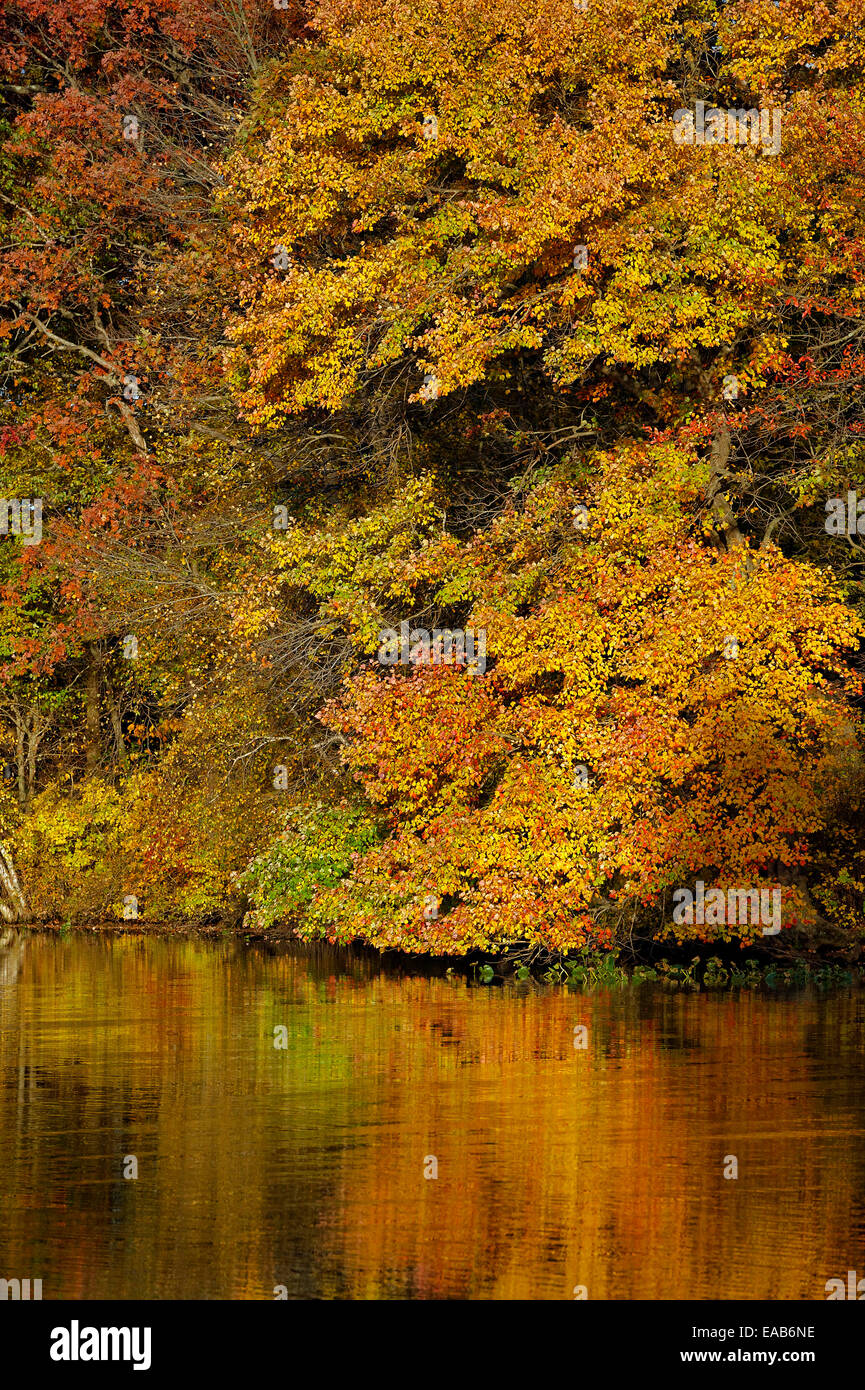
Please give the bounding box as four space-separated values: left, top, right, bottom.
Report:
1 933 864 1300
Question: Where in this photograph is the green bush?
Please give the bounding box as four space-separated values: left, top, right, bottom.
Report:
237 803 380 931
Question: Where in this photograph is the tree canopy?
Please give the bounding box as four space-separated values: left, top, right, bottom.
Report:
1 0 864 957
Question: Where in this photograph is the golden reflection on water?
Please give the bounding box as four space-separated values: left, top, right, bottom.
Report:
0 934 863 1300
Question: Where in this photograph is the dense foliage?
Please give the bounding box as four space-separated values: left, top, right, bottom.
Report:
2 0 865 958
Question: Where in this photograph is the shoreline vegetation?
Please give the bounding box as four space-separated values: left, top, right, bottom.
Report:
5 920 862 993
2 4 865 969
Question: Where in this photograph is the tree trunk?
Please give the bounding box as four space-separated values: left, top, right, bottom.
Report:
690 362 748 555
0 840 29 923
707 423 746 551
109 695 127 765
85 640 102 773
25 711 42 809
15 712 26 807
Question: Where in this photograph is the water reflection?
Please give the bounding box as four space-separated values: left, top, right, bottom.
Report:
0 934 863 1299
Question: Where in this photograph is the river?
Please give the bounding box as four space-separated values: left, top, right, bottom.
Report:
1 933 863 1299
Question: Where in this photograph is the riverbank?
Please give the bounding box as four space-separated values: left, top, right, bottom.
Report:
7 918 864 991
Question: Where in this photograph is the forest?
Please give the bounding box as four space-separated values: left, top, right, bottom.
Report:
1 0 864 964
